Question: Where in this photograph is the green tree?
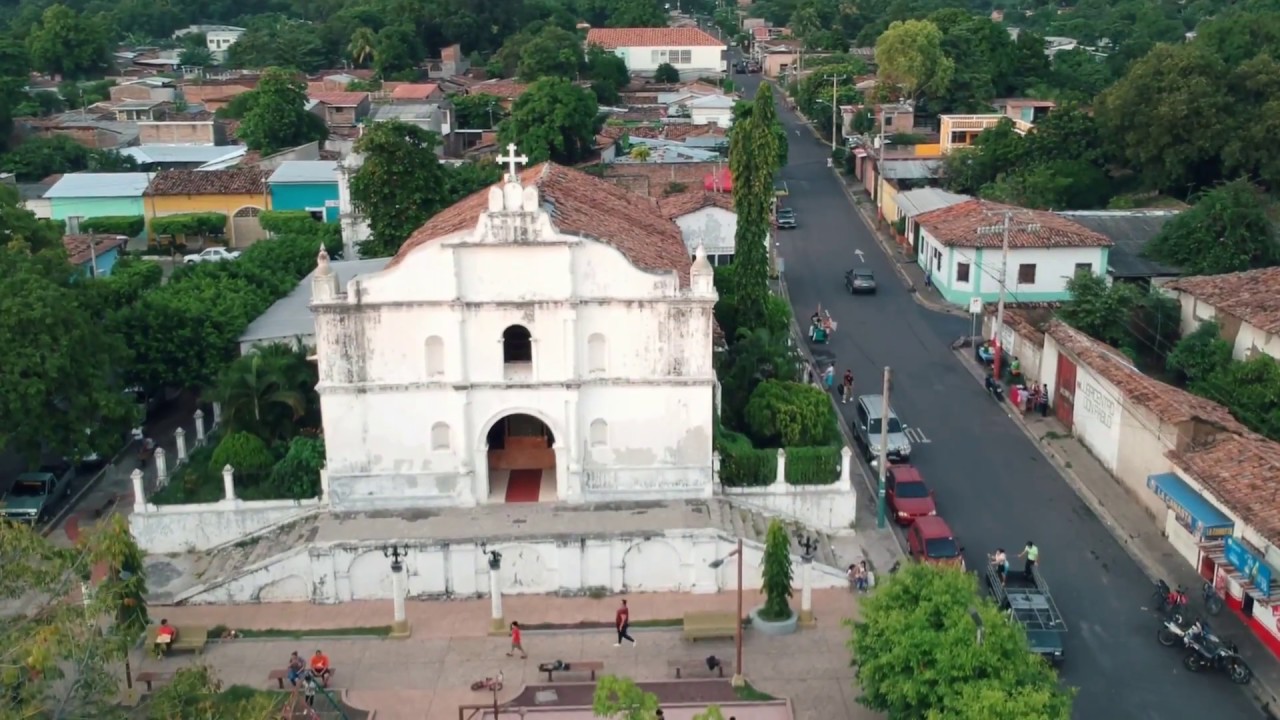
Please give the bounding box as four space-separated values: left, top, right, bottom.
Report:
1022 105 1105 168
1220 54 1280 189
745 380 839 447
1166 321 1233 386
210 431 276 480
1 135 91 181
147 665 283 719
585 45 630 104
179 47 215 68
347 26 377 67
1043 48 1115 103
517 26 583 81
728 84 781 332
717 328 798 431
351 120 453 257
373 24 419 78
27 4 108 80
236 67 328 155
848 563 1072 719
452 92 506 129
653 62 680 83
1144 180 1280 275
979 160 1111 210
445 160 503 202
760 519 794 621
0 184 61 252
592 675 660 720
874 19 954 103
1199 355 1280 440
1058 272 1141 350
225 15 330 74
497 77 601 165
215 344 314 443
265 436 327 499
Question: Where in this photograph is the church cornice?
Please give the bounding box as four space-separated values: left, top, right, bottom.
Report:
311 297 717 311
317 376 718 394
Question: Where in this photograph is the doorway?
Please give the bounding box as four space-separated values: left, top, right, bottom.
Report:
486 413 555 503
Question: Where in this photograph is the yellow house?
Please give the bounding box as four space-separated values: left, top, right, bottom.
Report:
144 168 272 248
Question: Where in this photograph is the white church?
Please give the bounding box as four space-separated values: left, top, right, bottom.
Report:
311 147 719 510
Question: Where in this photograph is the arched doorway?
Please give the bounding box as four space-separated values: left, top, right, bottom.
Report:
231 206 266 248
486 413 554 503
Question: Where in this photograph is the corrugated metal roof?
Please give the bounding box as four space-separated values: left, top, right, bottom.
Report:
239 258 391 345
895 188 970 218
880 160 941 180
1057 210 1183 278
121 145 247 164
269 161 340 184
43 172 154 199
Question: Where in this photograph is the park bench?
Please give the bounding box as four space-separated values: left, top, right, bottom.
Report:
667 656 732 679
541 660 604 682
135 671 174 692
147 625 209 656
681 612 737 641
268 669 290 689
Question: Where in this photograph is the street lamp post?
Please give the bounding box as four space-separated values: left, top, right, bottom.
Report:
383 545 411 638
485 547 505 633
797 535 817 626
708 538 745 687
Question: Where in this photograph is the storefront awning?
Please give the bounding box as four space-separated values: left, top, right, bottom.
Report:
1147 472 1235 539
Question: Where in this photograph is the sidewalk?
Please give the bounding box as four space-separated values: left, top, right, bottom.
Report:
951 348 1280 714
139 590 881 720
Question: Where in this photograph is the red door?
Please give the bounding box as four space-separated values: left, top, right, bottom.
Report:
1055 354 1077 429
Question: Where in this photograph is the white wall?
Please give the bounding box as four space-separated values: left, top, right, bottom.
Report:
1041 334 1122 470
675 207 736 259
921 228 1106 299
177 530 849 605
131 499 323 553
690 107 733 128
614 46 725 74
1170 291 1280 362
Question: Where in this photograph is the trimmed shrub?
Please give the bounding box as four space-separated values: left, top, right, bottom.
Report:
256 436 326 500
260 210 336 239
80 215 146 237
150 212 227 238
784 446 842 485
209 431 275 479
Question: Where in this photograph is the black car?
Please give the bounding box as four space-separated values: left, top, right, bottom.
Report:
845 268 877 294
776 208 797 229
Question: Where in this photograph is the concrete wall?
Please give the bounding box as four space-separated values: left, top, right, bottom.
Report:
922 232 1108 304
50 196 146 221
269 183 340 221
719 462 855 532
178 530 849 605
980 314 1045 385
1170 291 1280 363
139 121 226 145
613 46 725 75
131 498 324 553
675 206 736 260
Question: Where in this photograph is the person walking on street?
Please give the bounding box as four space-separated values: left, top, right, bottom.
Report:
822 364 835 393
842 369 854 403
614 599 636 647
506 621 527 658
1018 541 1039 579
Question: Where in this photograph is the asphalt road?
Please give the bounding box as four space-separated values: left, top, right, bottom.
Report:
729 69 1266 719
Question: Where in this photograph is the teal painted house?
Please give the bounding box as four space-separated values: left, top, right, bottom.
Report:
268 161 340 222
44 172 153 223
914 199 1113 307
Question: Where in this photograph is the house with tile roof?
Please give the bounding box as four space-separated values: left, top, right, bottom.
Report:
63 234 127 277
658 191 737 265
310 153 717 510
1163 267 1280 363
914 199 1113 306
307 91 371 128
144 168 271 247
586 27 727 79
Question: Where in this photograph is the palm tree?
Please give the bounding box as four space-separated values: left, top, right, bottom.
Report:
215 344 312 442
347 27 377 68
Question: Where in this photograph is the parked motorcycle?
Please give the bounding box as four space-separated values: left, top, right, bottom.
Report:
1183 641 1252 685
1202 581 1225 616
1152 579 1190 623
1158 617 1220 649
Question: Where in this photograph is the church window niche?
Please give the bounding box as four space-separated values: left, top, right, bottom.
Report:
425 336 445 377
431 422 451 451
502 325 533 380
587 333 607 374
590 419 609 447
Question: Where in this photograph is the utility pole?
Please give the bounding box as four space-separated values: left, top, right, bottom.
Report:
976 210 1041 380
823 74 841 151
876 365 891 529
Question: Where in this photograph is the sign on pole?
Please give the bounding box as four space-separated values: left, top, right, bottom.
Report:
969 297 983 315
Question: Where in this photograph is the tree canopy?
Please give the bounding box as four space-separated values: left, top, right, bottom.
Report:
497 77 601 165
234 67 328 155
1143 180 1280 275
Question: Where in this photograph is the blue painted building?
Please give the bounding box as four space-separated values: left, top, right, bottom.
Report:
267 161 340 222
64 234 126 277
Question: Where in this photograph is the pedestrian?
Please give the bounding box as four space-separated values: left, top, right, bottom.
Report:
1037 384 1050 417
615 599 636 647
842 369 854 404
823 364 835 392
854 562 868 592
864 563 876 591
1018 541 1039 579
989 548 1008 586
846 564 857 592
925 269 932 288
506 621 527 658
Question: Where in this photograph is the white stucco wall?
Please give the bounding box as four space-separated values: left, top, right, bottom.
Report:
675 206 736 260
1169 291 1280 362
1040 334 1122 470
614 45 726 75
131 499 323 553
921 228 1106 300
980 314 1044 384
690 107 733 127
177 531 848 605
312 183 718 511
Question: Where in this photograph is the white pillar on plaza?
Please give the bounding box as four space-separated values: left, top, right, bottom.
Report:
775 448 786 485
488 551 504 633
222 465 236 501
174 427 187 462
839 446 852 485
154 448 168 488
800 557 815 626
131 469 147 512
390 555 410 638
212 402 222 427
194 410 206 445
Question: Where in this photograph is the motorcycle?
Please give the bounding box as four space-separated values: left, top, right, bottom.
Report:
1202 581 1225 616
1158 617 1220 649
1182 640 1252 685
1152 579 1189 622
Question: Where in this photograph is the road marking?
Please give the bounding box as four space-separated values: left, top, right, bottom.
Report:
854 249 865 263
904 426 932 444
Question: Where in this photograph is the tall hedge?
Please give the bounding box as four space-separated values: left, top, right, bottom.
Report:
150 212 227 237
260 210 340 244
80 215 146 237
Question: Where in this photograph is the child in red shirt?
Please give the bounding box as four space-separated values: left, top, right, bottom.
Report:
507 621 527 658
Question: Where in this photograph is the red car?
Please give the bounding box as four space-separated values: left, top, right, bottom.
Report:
885 464 937 525
906 516 966 570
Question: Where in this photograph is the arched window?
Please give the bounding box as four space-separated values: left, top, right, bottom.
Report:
589 419 608 447
425 336 445 377
587 333 607 373
502 325 532 363
430 422 451 451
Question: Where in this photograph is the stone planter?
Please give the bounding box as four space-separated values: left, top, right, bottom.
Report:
749 605 798 636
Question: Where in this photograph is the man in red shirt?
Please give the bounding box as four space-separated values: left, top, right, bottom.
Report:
614 599 635 647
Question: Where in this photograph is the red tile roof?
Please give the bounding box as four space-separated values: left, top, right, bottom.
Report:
658 191 734 219
916 199 1112 249
391 162 691 286
988 304 1062 347
1046 319 1247 433
467 79 530 101
1168 433 1280 546
62 234 126 265
1165 267 1280 336
585 28 726 49
391 83 440 100
308 91 369 106
145 168 269 196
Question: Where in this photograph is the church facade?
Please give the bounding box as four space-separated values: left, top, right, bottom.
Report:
311 151 718 510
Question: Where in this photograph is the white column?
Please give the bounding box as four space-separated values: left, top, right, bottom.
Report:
131 469 147 512
222 464 236 501
319 464 331 503
799 558 814 626
154 448 168 488
194 409 206 445
488 557 504 633
839 446 852 486
712 451 722 486
390 563 410 638
211 402 222 427
775 448 787 485
174 427 187 462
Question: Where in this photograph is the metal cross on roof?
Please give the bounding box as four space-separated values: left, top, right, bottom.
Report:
497 143 529 181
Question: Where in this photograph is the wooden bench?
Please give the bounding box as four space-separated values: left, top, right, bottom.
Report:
681 612 738 641
147 625 209 656
135 671 174 692
542 660 604 682
268 669 290 689
668 657 733 679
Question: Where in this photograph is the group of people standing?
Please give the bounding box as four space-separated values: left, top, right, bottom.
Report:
819 365 856 403
988 541 1040 585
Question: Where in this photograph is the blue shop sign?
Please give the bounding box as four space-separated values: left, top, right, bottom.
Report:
1146 473 1235 540
1224 536 1272 596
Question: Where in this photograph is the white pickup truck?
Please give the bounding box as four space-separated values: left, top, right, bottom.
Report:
183 247 241 264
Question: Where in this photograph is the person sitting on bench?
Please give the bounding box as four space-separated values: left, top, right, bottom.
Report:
154 619 177 657
309 649 333 687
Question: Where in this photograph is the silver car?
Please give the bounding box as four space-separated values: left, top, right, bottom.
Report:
853 394 912 462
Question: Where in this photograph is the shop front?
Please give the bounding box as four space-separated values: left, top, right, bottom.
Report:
1199 535 1280 656
1146 472 1235 565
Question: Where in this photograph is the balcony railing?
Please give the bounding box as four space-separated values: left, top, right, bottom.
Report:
942 114 1034 135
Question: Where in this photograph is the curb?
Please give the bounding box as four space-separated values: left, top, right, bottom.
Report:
42 441 136 538
950 348 1280 714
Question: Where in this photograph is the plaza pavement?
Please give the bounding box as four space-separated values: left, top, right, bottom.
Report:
142 589 882 720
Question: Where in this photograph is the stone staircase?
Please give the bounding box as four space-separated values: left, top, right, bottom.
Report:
712 499 843 569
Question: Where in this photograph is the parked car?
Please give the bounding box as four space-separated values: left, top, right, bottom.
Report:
852 393 912 462
776 208 797 229
1 462 75 524
906 516 965 569
885 464 937 525
183 247 241 264
844 269 877 294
